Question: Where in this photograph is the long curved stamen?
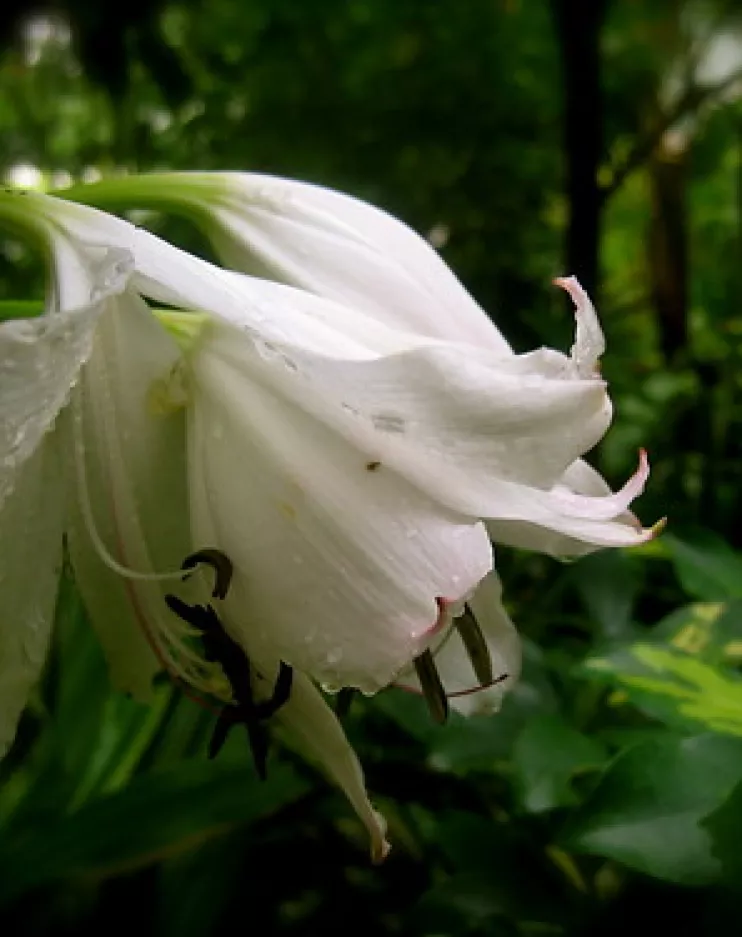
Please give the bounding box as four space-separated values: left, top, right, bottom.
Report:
71 381 230 698
413 648 449 724
71 392 207 586
447 672 509 699
455 604 494 687
181 548 233 599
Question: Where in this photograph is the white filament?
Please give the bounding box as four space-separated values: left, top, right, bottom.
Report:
70 388 190 585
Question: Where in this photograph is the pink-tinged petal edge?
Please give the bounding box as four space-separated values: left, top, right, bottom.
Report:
550 449 650 521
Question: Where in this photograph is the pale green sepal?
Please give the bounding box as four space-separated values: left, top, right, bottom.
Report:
153 308 211 352
53 173 228 215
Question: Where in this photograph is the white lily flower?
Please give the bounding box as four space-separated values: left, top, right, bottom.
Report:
1 181 658 861
0 191 390 861
53 178 659 715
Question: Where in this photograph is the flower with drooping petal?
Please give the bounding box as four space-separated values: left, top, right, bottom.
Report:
2 175 660 862
55 175 660 714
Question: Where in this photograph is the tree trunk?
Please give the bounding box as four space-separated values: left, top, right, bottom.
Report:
648 139 689 360
551 0 608 299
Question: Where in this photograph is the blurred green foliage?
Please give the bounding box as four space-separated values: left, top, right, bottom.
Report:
1 1 742 935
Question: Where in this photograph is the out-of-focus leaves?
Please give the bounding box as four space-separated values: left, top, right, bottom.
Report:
703 778 742 891
157 835 251 937
512 715 607 813
0 758 308 906
413 872 519 936
663 531 742 601
414 810 571 931
584 643 742 736
563 734 742 885
650 600 742 664
569 550 643 641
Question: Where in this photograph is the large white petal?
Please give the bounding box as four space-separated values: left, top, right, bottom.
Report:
70 225 612 496
0 245 130 511
242 654 389 862
65 291 196 699
189 346 493 694
57 172 511 353
29 194 437 358
189 172 512 352
193 320 647 549
192 492 389 860
116 224 650 553
0 435 63 756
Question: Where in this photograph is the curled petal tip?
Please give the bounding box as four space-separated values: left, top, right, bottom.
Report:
372 837 392 865
552 274 578 290
552 275 605 377
370 810 392 864
549 448 650 522
650 516 668 538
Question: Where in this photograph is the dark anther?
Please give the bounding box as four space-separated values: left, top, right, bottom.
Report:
455 604 494 687
164 592 293 777
255 661 294 719
181 548 234 599
413 649 449 725
335 688 355 718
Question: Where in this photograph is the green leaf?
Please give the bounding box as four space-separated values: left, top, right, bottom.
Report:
664 532 742 601
512 715 607 813
0 299 43 320
650 600 741 663
563 734 742 885
0 759 308 905
583 643 742 736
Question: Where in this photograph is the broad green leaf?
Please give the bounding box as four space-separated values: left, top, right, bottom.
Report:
563 734 742 885
651 600 742 663
584 643 742 736
512 715 607 813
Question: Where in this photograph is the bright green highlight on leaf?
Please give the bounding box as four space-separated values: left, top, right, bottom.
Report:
586 643 742 737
